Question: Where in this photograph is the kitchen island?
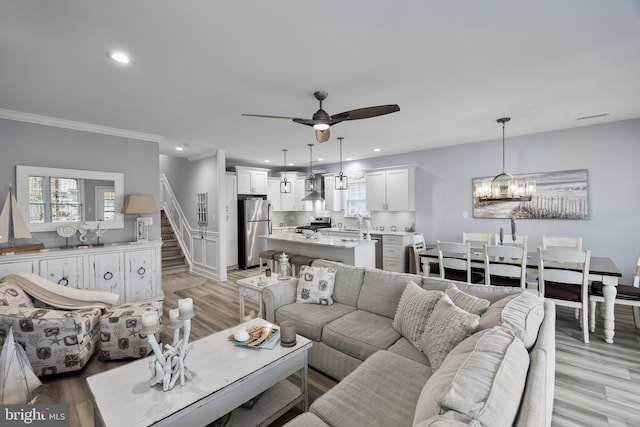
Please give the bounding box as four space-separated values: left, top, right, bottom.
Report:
264 233 377 268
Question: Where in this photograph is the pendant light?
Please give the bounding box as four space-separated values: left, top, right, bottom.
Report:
305 143 316 192
280 149 291 193
335 137 348 190
475 117 535 202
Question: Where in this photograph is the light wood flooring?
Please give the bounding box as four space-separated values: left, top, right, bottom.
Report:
35 269 640 427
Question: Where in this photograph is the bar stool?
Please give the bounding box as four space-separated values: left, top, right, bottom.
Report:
273 251 299 275
290 255 318 277
258 250 278 272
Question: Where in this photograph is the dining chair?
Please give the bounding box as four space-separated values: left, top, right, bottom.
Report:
493 233 528 248
411 233 428 275
483 244 527 288
463 232 492 250
437 241 482 283
542 236 583 250
589 251 640 332
538 247 591 343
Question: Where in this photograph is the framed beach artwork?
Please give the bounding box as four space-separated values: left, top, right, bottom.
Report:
472 169 589 219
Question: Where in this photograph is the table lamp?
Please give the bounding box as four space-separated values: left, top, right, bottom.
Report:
122 194 157 243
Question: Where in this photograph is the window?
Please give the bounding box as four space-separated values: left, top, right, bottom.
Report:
346 182 369 217
28 176 83 223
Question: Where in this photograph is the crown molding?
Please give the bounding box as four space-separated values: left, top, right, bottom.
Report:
0 109 164 143
187 149 217 162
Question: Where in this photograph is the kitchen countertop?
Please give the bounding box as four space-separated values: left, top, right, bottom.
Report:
323 228 415 237
265 233 377 248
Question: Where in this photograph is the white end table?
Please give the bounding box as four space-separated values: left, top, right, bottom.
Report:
236 273 296 322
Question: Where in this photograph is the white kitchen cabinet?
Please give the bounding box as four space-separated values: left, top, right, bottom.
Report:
323 174 344 212
225 172 238 214
296 178 312 212
235 166 269 195
267 178 282 211
0 242 163 303
366 166 415 212
382 234 414 273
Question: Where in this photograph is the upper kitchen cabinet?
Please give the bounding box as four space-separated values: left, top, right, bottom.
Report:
366 166 415 211
268 173 301 212
235 166 269 195
323 173 344 212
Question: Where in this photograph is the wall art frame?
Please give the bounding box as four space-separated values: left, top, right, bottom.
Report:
472 169 589 219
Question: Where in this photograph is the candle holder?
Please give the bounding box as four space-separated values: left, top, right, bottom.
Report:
147 299 195 391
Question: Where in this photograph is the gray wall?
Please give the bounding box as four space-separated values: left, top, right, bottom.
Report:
160 153 219 232
322 118 640 282
0 118 160 246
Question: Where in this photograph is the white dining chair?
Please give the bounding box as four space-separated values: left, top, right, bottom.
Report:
538 247 591 343
437 241 482 283
463 232 492 250
589 251 640 332
411 233 428 275
542 236 583 250
483 244 527 288
494 233 528 248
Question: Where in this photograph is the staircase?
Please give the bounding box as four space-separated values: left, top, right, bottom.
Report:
161 210 189 274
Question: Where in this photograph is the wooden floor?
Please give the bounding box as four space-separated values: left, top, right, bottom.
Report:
35 269 640 427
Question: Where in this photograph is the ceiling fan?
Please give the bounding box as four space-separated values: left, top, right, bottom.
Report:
242 91 400 142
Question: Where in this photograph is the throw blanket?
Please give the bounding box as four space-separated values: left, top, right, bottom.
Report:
1 272 120 309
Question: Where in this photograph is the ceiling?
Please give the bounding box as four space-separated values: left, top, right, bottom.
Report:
1 1 639 169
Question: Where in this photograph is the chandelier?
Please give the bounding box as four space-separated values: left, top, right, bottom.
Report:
475 117 535 202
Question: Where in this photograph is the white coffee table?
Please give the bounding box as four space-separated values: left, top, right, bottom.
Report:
87 318 312 427
237 273 296 321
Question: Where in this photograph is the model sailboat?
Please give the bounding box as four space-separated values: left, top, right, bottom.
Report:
0 186 43 254
0 326 43 404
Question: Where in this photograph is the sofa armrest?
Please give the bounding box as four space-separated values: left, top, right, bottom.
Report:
262 278 298 323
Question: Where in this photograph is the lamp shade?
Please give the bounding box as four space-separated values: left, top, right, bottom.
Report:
122 195 158 214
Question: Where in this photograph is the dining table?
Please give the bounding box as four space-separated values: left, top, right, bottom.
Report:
419 248 622 344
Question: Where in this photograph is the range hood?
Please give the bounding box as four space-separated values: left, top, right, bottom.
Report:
301 173 325 201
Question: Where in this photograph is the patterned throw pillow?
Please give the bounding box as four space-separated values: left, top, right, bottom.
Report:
392 281 444 350
296 266 337 305
445 284 490 316
421 293 480 371
0 280 34 307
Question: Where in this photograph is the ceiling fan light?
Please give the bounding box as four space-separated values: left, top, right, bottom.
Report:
313 123 330 131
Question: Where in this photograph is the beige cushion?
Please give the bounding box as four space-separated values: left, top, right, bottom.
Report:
421 293 479 371
392 281 443 350
296 266 337 305
414 327 530 427
446 283 490 315
0 280 34 307
415 411 483 426
358 269 424 318
479 291 545 349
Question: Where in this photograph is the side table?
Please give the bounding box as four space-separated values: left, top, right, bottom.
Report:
236 273 294 322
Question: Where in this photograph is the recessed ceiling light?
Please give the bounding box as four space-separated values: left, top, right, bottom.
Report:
317 158 323 161
175 146 184 151
107 51 132 64
264 160 270 163
373 148 381 152
346 157 352 161
288 162 294 166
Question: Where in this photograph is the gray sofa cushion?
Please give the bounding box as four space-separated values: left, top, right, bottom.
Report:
322 310 401 361
445 283 490 316
387 336 430 366
422 277 524 304
283 412 330 427
275 302 355 341
479 290 545 349
312 259 365 306
310 350 431 427
414 326 530 427
358 269 424 318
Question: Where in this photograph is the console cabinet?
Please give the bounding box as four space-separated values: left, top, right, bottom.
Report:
0 241 163 303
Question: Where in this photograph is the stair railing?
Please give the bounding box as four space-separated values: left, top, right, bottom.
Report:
160 174 193 267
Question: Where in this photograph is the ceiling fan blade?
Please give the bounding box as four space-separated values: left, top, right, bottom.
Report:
316 128 330 143
330 104 400 125
241 113 298 120
292 118 317 127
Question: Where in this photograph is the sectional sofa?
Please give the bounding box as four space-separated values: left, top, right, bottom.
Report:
262 259 554 427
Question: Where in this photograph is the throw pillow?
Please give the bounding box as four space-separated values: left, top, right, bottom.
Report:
0 280 34 308
479 291 545 349
445 284 490 316
296 266 337 305
392 281 443 350
421 293 479 371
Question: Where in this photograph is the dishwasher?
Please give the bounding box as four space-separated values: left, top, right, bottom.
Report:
369 233 383 269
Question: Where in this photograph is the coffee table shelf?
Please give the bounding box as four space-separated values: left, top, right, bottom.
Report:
233 379 301 426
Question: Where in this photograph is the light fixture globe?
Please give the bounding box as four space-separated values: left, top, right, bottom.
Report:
475 117 535 202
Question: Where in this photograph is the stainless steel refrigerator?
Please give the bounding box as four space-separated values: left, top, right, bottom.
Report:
238 197 271 269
